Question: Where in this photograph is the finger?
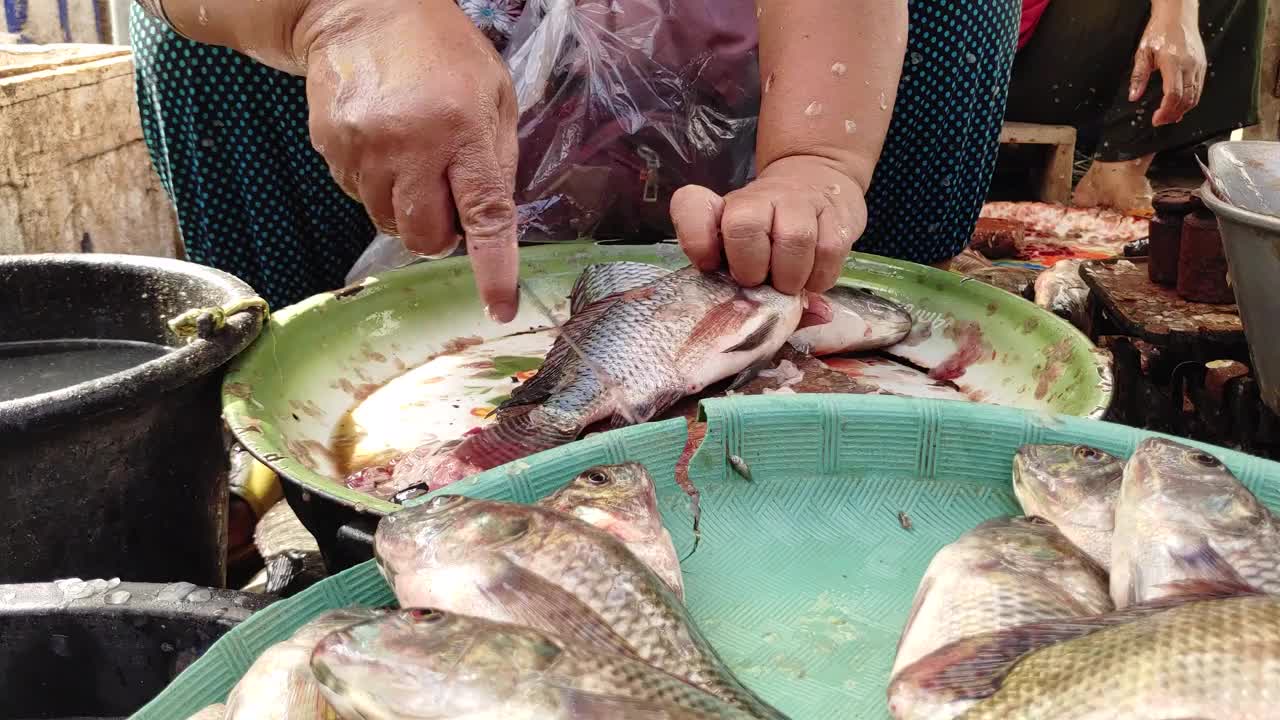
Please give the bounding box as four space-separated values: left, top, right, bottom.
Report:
1129 47 1154 101
395 170 461 258
448 142 519 323
671 185 727 272
1183 61 1204 114
808 197 862 293
1152 55 1184 126
720 193 774 287
1190 61 1207 110
358 169 398 236
328 164 361 202
767 197 817 295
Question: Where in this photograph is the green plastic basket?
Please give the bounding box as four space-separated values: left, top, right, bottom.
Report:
135 395 1280 719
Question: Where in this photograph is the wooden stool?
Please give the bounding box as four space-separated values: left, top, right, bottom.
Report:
999 121 1077 204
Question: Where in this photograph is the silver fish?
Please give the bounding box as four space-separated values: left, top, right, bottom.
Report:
537 462 684 599
387 266 802 491
1012 444 1123 569
311 609 759 720
888 517 1111 720
568 261 673 315
1110 437 1280 607
788 286 912 356
374 495 786 718
1033 260 1088 330
224 607 388 720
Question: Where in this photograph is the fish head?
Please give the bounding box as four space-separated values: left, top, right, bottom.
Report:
312 609 562 718
824 286 913 342
791 286 913 354
1013 444 1123 530
1123 438 1266 539
540 462 660 533
375 495 533 582
967 516 1104 578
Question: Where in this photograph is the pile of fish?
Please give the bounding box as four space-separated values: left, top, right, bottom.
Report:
348 262 916 500
191 462 790 719
887 437 1280 720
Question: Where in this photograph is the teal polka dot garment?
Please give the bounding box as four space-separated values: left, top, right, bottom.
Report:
130 1 1018 308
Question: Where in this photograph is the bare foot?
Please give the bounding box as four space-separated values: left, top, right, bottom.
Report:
1072 156 1155 213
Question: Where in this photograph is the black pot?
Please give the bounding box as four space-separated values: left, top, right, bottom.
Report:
0 254 265 586
0 580 274 719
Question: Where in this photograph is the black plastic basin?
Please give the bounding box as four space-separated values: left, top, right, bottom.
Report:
0 254 265 585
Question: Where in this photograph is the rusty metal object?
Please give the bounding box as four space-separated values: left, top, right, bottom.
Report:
1205 359 1250 404
1148 189 1196 285
1177 198 1236 304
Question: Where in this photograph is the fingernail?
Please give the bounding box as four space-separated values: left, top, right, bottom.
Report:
485 300 518 323
422 235 463 260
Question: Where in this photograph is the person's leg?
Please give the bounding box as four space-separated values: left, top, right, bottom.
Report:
130 5 375 310
856 0 1020 264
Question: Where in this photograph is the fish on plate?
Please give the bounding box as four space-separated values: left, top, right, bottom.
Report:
223 607 389 720
537 462 684 600
1012 444 1123 569
887 517 1111 720
311 608 761 720
374 495 786 719
1111 437 1280 608
360 266 804 497
788 285 912 356
948 593 1280 719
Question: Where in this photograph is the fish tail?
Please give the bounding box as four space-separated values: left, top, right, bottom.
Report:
453 406 580 470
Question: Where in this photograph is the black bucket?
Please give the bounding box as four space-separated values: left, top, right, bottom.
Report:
0 254 265 586
0 579 274 719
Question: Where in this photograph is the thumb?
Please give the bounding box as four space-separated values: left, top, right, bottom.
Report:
449 142 520 323
671 184 727 272
1129 47 1154 101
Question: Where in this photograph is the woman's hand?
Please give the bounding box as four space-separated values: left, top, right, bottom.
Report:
671 156 866 295
297 0 521 321
1130 0 1206 127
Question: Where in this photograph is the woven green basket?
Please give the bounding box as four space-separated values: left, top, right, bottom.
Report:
135 395 1280 719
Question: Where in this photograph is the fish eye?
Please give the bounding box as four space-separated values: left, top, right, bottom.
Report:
585 470 611 486
407 608 446 623
1189 451 1222 468
1074 446 1103 462
424 495 466 512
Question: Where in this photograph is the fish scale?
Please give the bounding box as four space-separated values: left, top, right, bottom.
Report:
957 595 1280 719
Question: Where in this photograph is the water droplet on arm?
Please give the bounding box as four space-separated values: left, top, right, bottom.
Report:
878 92 888 111
831 62 847 77
804 101 824 117
198 5 209 24
844 119 857 134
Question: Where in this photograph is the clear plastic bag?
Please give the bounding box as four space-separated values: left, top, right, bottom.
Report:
505 0 760 243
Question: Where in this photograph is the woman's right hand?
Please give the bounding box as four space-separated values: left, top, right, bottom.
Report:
296 0 521 321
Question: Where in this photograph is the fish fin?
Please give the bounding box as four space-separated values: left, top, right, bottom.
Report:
263 553 303 595
453 406 581 470
610 387 687 429
723 314 781 354
892 587 1256 701
559 686 685 719
497 300 616 416
894 576 933 657
726 357 772 391
1155 577 1260 598
569 262 669 316
681 295 761 357
1169 541 1252 587
480 560 639 659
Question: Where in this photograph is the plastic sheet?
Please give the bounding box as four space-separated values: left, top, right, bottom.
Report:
506 0 760 242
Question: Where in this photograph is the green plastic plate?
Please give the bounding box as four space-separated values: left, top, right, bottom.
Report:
136 395 1280 720
222 242 1112 516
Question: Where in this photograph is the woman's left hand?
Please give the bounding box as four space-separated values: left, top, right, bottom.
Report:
671 155 866 296
1130 0 1207 127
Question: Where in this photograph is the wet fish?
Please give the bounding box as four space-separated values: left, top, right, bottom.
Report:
374 495 786 719
569 261 673 315
950 594 1280 719
379 267 803 495
186 704 226 720
889 583 1260 720
1111 437 1280 607
1033 260 1088 330
889 517 1111 694
537 462 684 600
312 608 759 720
1012 444 1123 569
252 499 326 597
788 286 912 356
224 607 389 720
